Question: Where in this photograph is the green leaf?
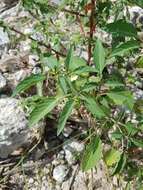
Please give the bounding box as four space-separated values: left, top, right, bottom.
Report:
125 123 139 136
135 56 143 68
58 76 68 94
107 91 135 110
105 80 124 88
81 82 97 92
104 71 124 88
112 153 127 176
42 56 58 70
82 96 106 118
64 77 77 94
104 148 121 166
29 97 61 127
73 66 98 75
57 99 75 135
69 56 87 71
93 38 106 75
131 138 143 148
105 20 138 37
12 74 46 97
65 46 73 71
134 99 143 114
81 136 102 171
110 40 139 57
128 0 143 8
111 131 123 140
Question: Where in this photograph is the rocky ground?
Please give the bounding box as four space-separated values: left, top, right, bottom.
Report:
0 1 143 190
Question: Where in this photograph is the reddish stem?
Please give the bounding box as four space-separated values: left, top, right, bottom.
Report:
76 15 86 37
87 0 96 65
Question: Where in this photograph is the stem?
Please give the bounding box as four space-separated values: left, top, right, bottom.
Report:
76 15 86 37
87 0 96 65
63 8 85 17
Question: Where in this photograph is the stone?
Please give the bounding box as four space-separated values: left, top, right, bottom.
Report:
28 54 39 67
0 0 20 22
29 178 34 184
63 140 84 153
0 54 28 73
69 141 85 152
2 0 19 7
0 98 29 158
0 27 10 57
3 69 29 92
0 73 6 90
52 165 69 183
64 149 75 165
0 98 44 158
63 126 73 137
50 0 61 5
63 140 85 165
0 27 9 46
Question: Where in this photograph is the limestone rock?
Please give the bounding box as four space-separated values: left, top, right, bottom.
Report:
53 165 69 183
0 73 6 90
0 27 10 57
0 98 45 158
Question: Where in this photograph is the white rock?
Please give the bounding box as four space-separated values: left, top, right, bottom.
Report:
0 98 29 158
70 141 85 152
0 27 9 56
63 140 84 153
51 0 61 5
0 27 9 47
53 165 69 183
64 149 76 165
4 69 29 91
63 127 73 137
32 67 41 74
2 0 19 7
57 150 65 160
29 178 34 184
0 2 20 22
0 73 6 90
29 54 39 67
19 39 31 52
63 140 84 164
0 98 45 158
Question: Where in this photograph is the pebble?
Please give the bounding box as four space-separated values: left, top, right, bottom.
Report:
53 165 69 183
63 140 85 153
64 149 76 165
63 127 73 137
63 140 85 164
0 27 9 46
0 73 6 89
52 159 61 166
29 54 39 67
29 178 34 184
32 67 42 74
57 150 65 160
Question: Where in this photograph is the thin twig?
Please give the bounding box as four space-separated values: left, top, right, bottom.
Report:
49 3 86 17
8 26 66 57
63 8 85 17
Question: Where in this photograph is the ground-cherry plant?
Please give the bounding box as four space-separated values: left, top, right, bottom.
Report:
1 0 143 188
